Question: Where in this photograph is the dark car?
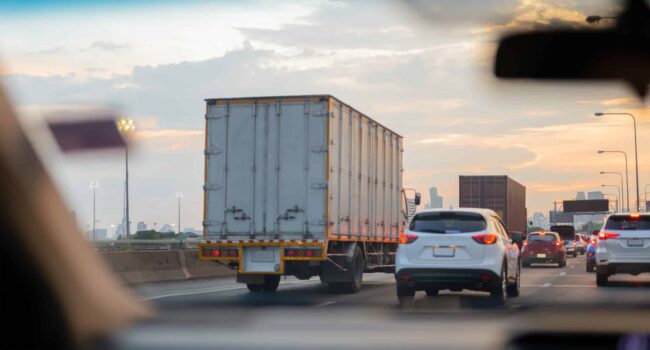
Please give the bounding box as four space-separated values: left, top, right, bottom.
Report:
522 232 566 268
586 236 598 272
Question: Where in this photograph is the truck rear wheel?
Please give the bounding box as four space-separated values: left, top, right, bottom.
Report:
246 275 281 293
329 246 363 294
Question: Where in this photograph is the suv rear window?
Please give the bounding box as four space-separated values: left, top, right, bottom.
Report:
409 212 487 233
605 215 650 230
528 234 557 242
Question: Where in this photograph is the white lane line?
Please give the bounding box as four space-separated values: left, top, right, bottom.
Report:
522 284 594 288
143 280 319 301
314 301 337 308
560 272 566 275
542 282 552 288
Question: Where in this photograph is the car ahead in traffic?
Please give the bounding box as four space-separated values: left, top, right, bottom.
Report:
596 213 650 286
395 208 521 306
521 232 566 267
564 239 578 258
574 234 587 255
586 236 598 272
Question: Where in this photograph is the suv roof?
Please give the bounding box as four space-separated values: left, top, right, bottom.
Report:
416 208 498 217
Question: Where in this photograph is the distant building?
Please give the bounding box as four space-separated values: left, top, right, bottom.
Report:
531 212 548 230
576 192 586 200
115 223 124 238
425 187 443 209
159 224 173 233
588 191 604 200
86 228 108 240
136 221 147 232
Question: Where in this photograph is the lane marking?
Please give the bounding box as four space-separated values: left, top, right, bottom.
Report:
314 301 337 308
560 272 566 276
522 284 594 288
142 280 319 301
542 282 552 288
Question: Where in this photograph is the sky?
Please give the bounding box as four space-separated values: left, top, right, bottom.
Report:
1 0 647 236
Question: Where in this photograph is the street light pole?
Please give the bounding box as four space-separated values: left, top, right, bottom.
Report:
117 118 135 239
90 182 99 240
595 113 640 211
598 150 630 212
600 171 625 210
602 184 622 212
176 192 183 234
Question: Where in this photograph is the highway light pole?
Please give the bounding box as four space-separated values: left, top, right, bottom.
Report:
645 184 650 211
598 150 630 212
600 172 625 210
90 182 99 240
596 112 640 211
176 192 183 235
117 118 135 239
602 184 622 212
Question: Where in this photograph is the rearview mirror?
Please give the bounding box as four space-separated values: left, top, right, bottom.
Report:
494 0 650 98
414 192 421 206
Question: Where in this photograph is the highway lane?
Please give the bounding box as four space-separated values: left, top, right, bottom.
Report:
135 254 650 311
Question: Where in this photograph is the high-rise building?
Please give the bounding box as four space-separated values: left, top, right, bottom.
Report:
136 221 147 232
588 191 604 200
426 187 443 209
159 224 173 233
115 223 124 238
531 212 548 230
576 192 586 200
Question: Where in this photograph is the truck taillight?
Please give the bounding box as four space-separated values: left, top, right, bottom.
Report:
472 234 497 245
284 247 322 258
399 233 418 244
599 232 621 240
203 247 239 258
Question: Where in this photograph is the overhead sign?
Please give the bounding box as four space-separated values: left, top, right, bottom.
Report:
563 199 609 213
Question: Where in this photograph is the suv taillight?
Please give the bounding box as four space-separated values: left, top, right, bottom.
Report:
399 233 418 244
472 234 498 245
599 232 621 240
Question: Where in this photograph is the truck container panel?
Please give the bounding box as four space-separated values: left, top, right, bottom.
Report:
458 175 527 233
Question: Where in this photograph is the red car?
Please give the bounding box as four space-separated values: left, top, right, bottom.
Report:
521 232 567 268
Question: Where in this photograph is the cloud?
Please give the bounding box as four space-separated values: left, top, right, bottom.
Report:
89 41 130 51
578 97 637 106
523 110 559 117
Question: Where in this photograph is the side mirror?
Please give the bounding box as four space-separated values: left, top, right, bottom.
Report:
511 232 524 244
592 230 600 236
414 192 421 206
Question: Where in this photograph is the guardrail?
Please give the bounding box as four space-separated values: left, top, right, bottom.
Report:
94 239 201 251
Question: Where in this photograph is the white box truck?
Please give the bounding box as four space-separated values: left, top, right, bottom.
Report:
198 95 419 293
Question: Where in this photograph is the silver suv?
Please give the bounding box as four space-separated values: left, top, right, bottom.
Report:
596 213 650 286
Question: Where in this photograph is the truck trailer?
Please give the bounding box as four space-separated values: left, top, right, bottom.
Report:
458 175 527 233
198 95 418 293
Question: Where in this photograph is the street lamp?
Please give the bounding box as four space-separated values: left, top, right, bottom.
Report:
602 193 619 212
176 192 183 235
644 184 650 212
117 117 135 239
602 184 622 212
595 112 640 211
600 171 625 211
598 150 630 212
585 15 617 24
90 182 99 240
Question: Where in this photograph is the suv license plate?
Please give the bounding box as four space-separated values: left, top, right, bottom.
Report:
537 253 546 258
628 239 644 247
433 247 455 257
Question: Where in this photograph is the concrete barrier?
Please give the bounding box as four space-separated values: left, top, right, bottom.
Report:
100 249 235 284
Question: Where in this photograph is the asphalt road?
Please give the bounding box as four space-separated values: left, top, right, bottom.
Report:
135 254 650 311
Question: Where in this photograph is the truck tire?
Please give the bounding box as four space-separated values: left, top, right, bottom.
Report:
329 246 363 294
247 275 280 293
262 275 281 292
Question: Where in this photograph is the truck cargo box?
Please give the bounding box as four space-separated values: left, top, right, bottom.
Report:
458 175 527 233
203 95 405 243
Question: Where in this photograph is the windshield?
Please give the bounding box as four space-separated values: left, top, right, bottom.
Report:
605 216 650 230
528 234 557 242
7 0 650 349
409 212 487 233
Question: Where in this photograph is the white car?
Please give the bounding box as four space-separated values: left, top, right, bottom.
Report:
395 208 521 305
596 213 650 286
